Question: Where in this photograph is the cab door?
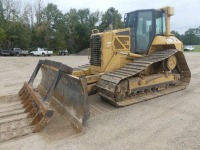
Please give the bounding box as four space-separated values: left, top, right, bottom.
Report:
135 11 154 53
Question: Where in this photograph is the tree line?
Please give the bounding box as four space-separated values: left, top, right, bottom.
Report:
172 27 200 45
0 0 199 54
0 0 123 53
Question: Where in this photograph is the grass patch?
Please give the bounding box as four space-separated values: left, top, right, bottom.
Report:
193 46 200 52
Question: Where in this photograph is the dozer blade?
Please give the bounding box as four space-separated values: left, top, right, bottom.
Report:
18 59 90 133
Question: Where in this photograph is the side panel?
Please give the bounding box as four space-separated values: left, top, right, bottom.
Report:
89 28 131 74
148 35 183 54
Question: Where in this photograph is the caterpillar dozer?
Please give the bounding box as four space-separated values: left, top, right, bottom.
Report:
0 6 191 142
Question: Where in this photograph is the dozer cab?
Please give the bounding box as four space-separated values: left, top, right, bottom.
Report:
0 6 190 142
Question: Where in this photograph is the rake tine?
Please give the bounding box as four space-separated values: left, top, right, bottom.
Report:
27 107 37 118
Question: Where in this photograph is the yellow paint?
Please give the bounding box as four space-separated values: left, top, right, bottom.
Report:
89 28 131 74
72 69 90 77
43 7 183 90
129 74 176 90
86 74 103 84
149 36 183 54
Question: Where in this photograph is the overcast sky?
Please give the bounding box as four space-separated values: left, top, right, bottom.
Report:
44 0 199 34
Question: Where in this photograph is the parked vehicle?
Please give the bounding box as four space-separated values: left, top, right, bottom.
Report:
0 48 29 56
10 48 29 56
184 46 194 51
0 49 10 55
57 50 69 56
30 47 53 56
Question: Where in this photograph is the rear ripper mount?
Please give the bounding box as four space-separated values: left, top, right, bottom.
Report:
18 60 90 133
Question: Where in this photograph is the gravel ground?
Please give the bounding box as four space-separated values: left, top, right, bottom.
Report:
0 53 200 150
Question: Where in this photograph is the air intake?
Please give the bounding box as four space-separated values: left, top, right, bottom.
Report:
90 35 102 66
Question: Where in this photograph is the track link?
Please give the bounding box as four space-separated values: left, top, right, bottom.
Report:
96 49 191 106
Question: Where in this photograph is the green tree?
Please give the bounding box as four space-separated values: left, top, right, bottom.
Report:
98 7 123 31
183 28 200 45
76 9 100 51
5 21 31 49
65 8 100 53
31 22 48 48
34 3 68 52
65 9 79 53
0 28 6 47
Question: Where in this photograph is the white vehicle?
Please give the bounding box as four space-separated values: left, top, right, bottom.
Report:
184 46 194 51
30 47 53 56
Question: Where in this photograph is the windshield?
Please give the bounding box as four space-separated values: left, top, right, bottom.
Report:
136 11 153 51
125 9 166 53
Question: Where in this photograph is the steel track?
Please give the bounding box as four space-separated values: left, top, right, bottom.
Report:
96 49 191 106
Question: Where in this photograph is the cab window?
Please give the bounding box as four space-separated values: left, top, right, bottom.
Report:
136 11 153 51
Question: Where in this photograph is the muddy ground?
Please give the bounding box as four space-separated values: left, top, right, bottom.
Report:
0 53 200 150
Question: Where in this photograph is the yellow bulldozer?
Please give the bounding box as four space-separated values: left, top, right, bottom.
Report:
1 6 191 141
